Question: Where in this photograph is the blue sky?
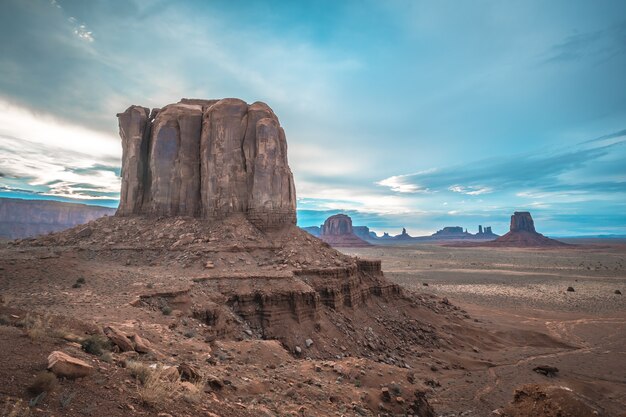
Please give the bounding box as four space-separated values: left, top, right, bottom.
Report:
1 0 625 236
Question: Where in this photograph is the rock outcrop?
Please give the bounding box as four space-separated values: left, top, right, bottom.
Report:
116 98 296 230
319 214 371 247
489 212 568 247
509 211 535 233
0 198 115 239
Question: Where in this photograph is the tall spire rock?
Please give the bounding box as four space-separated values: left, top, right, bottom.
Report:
116 98 296 230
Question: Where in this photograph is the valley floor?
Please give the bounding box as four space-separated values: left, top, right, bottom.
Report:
343 243 626 416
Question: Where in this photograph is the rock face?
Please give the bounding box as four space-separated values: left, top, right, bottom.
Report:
320 214 371 247
510 211 536 233
0 198 115 239
116 98 296 230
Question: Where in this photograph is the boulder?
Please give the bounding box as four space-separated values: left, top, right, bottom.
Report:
130 334 151 353
116 98 296 230
47 351 93 379
103 326 135 352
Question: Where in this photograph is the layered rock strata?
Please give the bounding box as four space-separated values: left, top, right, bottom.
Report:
116 98 296 230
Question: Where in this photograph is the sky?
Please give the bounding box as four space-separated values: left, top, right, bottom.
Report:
1 0 625 237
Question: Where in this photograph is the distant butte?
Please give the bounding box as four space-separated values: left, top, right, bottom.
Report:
319 214 372 247
483 212 569 247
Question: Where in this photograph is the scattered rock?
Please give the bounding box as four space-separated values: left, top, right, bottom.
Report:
103 326 135 352
615 290 622 295
305 338 314 348
567 287 575 292
129 334 151 353
75 227 93 238
47 351 93 379
533 365 559 377
381 387 391 402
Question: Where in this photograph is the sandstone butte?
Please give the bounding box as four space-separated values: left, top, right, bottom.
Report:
319 213 372 247
489 211 568 247
116 98 296 230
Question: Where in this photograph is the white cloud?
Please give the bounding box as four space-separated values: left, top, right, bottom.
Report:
73 23 94 42
0 99 120 200
448 185 493 195
0 98 119 160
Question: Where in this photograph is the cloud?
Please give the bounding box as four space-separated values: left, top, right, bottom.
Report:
0 99 121 201
543 20 626 64
448 185 493 195
377 133 626 197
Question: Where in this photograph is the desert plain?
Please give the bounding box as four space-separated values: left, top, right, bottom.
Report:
343 241 626 415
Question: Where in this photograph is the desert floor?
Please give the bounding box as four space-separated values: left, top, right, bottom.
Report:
342 242 626 415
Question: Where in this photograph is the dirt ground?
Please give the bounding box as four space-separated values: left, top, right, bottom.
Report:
343 242 626 416
1 220 625 417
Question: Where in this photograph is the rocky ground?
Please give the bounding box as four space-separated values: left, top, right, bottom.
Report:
1 218 623 416
0 216 471 417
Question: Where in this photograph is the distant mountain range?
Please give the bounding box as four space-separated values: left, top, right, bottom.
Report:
0 197 115 239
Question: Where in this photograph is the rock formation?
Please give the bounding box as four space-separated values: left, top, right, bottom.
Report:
0 198 115 239
352 225 373 241
319 214 371 247
116 98 296 230
395 227 413 240
430 226 470 239
510 211 536 233
489 212 568 247
301 225 321 237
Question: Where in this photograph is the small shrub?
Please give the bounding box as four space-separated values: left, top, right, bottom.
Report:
19 313 51 340
76 277 86 284
0 314 11 326
126 360 152 385
354 378 361 387
181 377 205 404
72 283 81 289
100 352 113 363
161 306 172 316
28 372 58 395
137 367 179 407
81 334 112 355
183 330 196 338
146 283 154 289
389 383 402 396
29 392 46 407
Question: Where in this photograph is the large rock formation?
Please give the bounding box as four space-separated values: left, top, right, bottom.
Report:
116 98 296 230
509 211 535 233
319 214 371 247
0 198 115 239
490 211 568 247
